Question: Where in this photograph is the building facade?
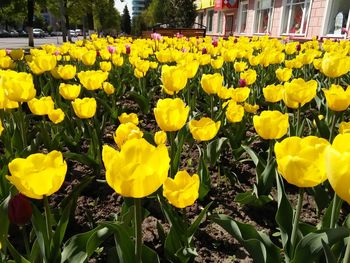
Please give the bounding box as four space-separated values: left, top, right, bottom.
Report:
132 0 146 17
195 0 350 39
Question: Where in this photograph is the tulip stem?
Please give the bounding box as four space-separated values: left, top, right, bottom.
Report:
134 198 142 263
343 235 350 263
210 95 214 119
43 196 53 242
296 106 301 136
290 188 304 257
20 226 30 259
330 194 342 229
329 112 337 143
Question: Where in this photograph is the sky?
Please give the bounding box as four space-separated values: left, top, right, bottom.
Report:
114 0 133 16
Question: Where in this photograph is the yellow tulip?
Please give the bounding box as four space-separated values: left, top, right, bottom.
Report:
114 122 144 149
234 61 248 72
217 86 234 100
230 87 250 102
57 65 76 80
225 101 245 123
326 134 350 203
29 54 57 73
189 117 221 141
0 119 4 135
283 78 317 109
118 112 139 125
263 84 284 103
100 61 112 72
154 98 190 132
82 50 97 66
102 138 170 198
211 56 224 69
163 170 200 208
48 108 65 124
10 49 24 60
112 54 124 67
72 97 97 119
184 60 199 78
322 85 350 112
339 121 350 134
154 130 167 145
0 56 15 69
78 70 109 90
161 65 188 94
59 83 81 100
253 110 289 140
275 136 330 187
102 82 115 95
321 53 350 78
275 68 292 82
6 151 67 199
3 72 36 102
0 84 19 109
244 102 259 114
27 96 55 116
201 73 223 95
240 69 257 85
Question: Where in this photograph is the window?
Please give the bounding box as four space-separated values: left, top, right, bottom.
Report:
282 0 311 35
225 14 237 35
217 11 223 34
255 0 274 34
326 0 350 35
198 13 204 28
238 1 248 33
207 10 214 32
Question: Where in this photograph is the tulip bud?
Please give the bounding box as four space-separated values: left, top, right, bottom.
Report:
125 44 131 54
296 44 301 52
8 194 32 225
238 78 247 87
202 47 207 54
212 39 218 47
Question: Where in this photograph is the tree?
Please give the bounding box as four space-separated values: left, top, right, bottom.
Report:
121 5 131 34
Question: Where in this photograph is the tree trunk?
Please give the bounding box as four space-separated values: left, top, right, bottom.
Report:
60 0 67 42
27 0 35 47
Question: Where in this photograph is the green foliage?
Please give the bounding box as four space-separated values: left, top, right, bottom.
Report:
121 5 131 34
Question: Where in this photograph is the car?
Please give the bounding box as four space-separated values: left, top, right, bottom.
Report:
33 28 45 38
9 29 19 37
18 30 28 37
51 31 63 36
0 29 10 37
69 30 77 37
75 29 82 36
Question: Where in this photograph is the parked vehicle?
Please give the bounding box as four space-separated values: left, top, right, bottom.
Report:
51 31 63 36
0 29 10 37
33 28 45 38
18 30 28 37
9 30 19 37
69 30 77 37
75 29 82 36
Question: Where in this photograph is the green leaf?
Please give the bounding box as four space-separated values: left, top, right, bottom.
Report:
128 92 150 114
5 239 31 263
63 152 99 171
275 172 293 260
291 228 350 263
234 191 272 207
61 226 111 263
31 204 49 262
187 202 212 240
0 195 10 252
321 240 337 263
142 245 160 263
257 158 276 196
205 137 227 166
99 222 135 263
198 149 210 200
241 145 265 167
210 214 282 263
321 195 343 229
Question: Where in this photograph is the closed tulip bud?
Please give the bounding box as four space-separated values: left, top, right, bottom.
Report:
296 44 301 52
326 134 350 203
112 55 124 66
161 65 188 94
6 151 67 199
211 56 224 69
263 84 284 103
163 170 200 208
202 47 207 54
321 53 350 78
30 54 57 73
8 194 32 225
102 138 170 198
82 50 97 66
114 123 144 149
125 44 131 54
57 65 76 80
0 56 15 69
100 61 112 72
189 117 221 141
275 68 293 82
118 112 139 125
59 83 81 100
201 73 223 94
253 110 289 140
322 85 350 112
225 101 245 123
72 97 97 119
234 61 248 72
154 130 167 145
184 60 199 78
27 96 55 116
339 121 350 134
10 49 24 60
102 82 115 95
154 98 190 132
48 108 65 124
275 136 330 188
240 69 257 85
